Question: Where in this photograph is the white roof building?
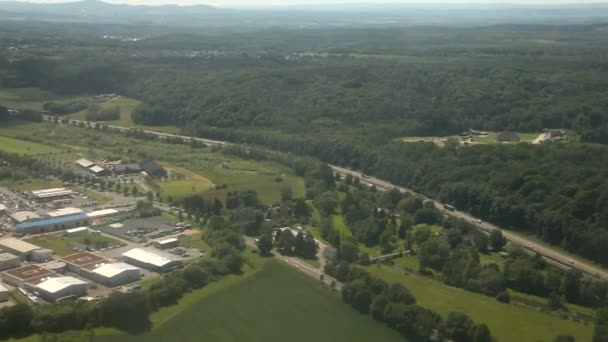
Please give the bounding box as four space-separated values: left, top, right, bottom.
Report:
75 159 94 168
36 276 88 301
65 227 89 235
10 211 41 223
86 209 118 219
0 238 41 256
47 207 84 218
122 248 181 272
89 166 106 174
92 262 140 278
158 238 178 245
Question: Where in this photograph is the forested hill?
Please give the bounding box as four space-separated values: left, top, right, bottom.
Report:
3 23 608 265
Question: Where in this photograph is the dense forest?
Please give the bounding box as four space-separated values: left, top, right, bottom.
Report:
2 22 608 266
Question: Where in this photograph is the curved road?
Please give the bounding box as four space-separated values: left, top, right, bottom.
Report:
45 116 608 279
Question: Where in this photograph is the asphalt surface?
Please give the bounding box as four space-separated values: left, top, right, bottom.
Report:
43 116 608 279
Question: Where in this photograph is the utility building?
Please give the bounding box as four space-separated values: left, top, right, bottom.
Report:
122 248 182 273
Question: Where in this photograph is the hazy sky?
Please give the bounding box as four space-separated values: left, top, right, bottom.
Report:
9 0 608 7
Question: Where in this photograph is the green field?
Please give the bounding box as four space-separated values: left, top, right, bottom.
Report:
366 264 592 342
96 260 405 342
27 233 124 256
0 88 59 111
0 136 61 155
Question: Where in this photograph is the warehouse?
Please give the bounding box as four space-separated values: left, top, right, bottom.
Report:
155 237 179 249
0 238 42 260
2 265 55 287
31 188 74 202
0 283 8 302
89 263 141 287
75 159 94 169
64 227 89 238
16 213 90 234
10 211 41 224
61 252 108 274
0 253 20 271
35 276 88 302
122 248 182 273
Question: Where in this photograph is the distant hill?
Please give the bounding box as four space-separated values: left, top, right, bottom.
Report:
1 0 608 27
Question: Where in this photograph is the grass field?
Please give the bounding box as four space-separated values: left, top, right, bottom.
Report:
0 88 59 111
95 259 405 342
27 233 124 256
0 136 61 155
365 264 592 342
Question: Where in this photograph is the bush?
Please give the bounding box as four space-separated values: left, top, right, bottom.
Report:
496 290 511 303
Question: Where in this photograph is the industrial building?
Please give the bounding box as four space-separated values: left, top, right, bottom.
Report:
2 265 55 287
89 165 110 177
30 249 53 262
35 276 88 302
31 188 74 202
0 253 20 271
0 283 8 302
0 238 43 260
47 207 83 218
89 263 141 287
64 227 89 238
155 238 179 249
86 209 118 219
16 212 90 234
61 252 108 274
10 211 41 224
122 248 182 273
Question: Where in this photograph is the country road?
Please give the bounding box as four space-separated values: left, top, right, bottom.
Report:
244 237 342 290
44 116 608 279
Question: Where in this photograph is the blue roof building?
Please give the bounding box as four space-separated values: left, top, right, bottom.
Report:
16 213 90 234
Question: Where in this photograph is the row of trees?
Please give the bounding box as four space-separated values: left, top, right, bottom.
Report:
325 261 493 342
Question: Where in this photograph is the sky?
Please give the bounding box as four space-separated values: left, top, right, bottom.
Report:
7 0 608 7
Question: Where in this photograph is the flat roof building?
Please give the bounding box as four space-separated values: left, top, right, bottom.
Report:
35 276 88 302
89 262 141 287
0 283 8 302
0 238 42 259
75 159 94 169
31 188 74 202
86 209 118 219
0 253 20 271
16 213 89 234
2 265 55 287
47 207 83 218
89 165 109 176
122 248 182 273
155 238 179 249
10 211 41 224
64 227 89 237
61 252 108 273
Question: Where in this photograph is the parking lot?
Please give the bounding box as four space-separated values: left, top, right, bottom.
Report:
97 216 180 242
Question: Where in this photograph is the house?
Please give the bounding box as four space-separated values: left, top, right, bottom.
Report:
496 132 521 143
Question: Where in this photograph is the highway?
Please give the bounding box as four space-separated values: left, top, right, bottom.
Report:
44 116 608 279
330 165 608 280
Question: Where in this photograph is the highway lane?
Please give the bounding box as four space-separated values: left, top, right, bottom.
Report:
42 116 608 279
330 165 608 280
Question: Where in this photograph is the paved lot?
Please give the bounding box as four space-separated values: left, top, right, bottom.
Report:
97 216 178 243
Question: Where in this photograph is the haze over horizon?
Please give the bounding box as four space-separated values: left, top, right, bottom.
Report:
3 0 608 7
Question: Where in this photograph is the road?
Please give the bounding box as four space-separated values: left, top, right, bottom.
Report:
244 237 342 290
330 165 608 280
43 116 608 279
